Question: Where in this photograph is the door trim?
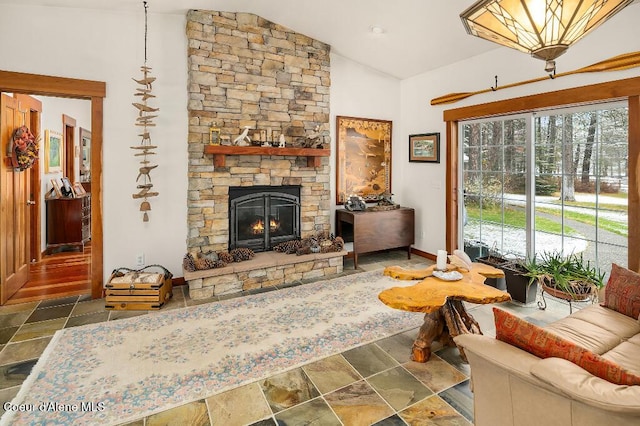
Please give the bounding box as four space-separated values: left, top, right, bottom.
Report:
0 69 106 299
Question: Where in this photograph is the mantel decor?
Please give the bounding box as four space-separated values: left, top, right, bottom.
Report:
131 0 159 222
336 116 392 204
204 145 330 168
409 133 440 163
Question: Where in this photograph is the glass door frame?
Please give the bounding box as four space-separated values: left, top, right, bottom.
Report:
457 113 534 258
458 101 627 262
443 76 640 272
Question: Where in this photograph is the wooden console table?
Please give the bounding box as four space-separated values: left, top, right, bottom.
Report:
336 207 414 269
46 194 91 253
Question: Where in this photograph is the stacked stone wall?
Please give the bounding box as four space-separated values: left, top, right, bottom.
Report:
186 10 331 253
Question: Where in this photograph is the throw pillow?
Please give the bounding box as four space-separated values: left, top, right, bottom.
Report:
602 263 640 320
493 307 640 386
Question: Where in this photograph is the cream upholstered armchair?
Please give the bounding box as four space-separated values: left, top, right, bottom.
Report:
455 263 640 426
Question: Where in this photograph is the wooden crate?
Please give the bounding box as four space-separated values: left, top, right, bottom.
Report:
105 270 172 310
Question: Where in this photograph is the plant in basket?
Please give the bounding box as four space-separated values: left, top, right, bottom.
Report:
522 251 605 302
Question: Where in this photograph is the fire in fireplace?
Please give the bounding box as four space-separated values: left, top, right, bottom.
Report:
250 218 280 235
229 185 301 252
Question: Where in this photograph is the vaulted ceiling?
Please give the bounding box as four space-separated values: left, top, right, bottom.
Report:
3 0 639 79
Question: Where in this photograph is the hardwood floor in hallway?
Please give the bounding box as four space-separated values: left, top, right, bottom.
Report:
5 246 91 305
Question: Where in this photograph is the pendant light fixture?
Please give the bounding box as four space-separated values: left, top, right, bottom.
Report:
460 0 634 73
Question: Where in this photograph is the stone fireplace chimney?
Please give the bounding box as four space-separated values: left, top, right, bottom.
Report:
186 10 331 255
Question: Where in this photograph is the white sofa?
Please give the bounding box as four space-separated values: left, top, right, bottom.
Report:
455 304 640 426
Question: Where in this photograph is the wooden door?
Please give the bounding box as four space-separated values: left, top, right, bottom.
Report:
15 95 42 263
0 93 30 303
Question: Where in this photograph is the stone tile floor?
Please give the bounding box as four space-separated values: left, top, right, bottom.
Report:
0 250 580 425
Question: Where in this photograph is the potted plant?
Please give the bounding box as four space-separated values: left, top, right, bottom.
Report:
475 243 509 268
502 258 538 304
522 251 605 302
475 248 509 291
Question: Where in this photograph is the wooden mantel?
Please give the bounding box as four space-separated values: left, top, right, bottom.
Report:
204 145 330 168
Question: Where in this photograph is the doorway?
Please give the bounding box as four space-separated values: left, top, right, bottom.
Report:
0 69 105 303
7 95 92 304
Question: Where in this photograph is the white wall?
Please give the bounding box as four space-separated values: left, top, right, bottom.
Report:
0 4 403 281
1 3 637 281
329 53 402 231
36 96 91 252
400 6 640 256
0 4 189 279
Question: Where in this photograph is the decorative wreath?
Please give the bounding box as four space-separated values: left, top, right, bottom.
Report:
10 125 38 171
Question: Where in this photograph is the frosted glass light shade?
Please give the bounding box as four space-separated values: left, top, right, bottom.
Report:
461 0 633 65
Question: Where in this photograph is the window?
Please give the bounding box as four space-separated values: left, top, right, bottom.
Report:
461 102 628 270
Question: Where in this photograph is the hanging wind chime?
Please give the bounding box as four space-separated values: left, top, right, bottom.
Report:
131 0 159 222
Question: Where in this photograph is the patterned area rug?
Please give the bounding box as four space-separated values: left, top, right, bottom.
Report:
1 270 423 425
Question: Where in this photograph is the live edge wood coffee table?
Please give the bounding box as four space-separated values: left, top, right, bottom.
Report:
379 262 511 363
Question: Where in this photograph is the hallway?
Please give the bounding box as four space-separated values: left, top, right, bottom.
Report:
6 247 91 305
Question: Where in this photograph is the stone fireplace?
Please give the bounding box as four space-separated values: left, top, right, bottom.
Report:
229 185 301 252
186 10 332 254
184 10 343 299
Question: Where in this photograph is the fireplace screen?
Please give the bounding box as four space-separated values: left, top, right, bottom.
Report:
229 186 301 252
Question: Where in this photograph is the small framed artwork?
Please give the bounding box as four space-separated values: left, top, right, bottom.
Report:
409 133 440 163
45 129 63 173
73 182 86 196
60 176 74 197
209 125 221 145
50 179 62 198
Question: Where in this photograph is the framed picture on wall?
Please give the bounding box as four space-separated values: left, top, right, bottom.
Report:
45 129 64 173
409 133 440 163
336 116 392 204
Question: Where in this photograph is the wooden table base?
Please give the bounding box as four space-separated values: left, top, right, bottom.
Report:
379 262 510 363
411 299 482 363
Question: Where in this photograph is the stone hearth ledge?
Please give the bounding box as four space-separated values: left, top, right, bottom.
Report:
185 250 347 300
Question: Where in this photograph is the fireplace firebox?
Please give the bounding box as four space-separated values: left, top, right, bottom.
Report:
229 186 301 252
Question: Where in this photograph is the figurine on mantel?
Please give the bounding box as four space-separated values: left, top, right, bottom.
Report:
302 123 330 148
233 126 252 146
278 133 286 148
261 140 271 147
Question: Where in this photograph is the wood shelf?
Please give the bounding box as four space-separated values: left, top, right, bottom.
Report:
204 145 330 168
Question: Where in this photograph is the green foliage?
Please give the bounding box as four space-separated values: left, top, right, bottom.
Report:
535 175 559 196
465 205 577 236
522 251 605 299
536 207 628 238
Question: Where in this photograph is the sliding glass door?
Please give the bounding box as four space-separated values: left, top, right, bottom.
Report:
461 102 628 270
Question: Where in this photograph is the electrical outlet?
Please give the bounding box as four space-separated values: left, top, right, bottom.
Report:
135 253 145 267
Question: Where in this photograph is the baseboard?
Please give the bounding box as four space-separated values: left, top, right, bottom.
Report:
411 247 436 262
